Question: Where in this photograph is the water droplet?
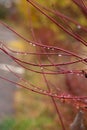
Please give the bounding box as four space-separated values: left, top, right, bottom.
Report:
24 53 27 55
41 67 43 70
77 25 81 29
80 74 83 77
25 82 28 85
58 54 62 57
48 47 50 49
77 73 80 76
33 44 36 47
70 70 73 74
34 87 38 90
49 92 52 96
54 94 57 97
60 98 65 103
67 94 71 98
30 42 33 45
51 48 54 50
76 105 80 109
16 52 19 55
43 90 47 94
39 89 43 92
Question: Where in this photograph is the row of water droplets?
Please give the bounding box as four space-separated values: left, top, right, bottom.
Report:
1 38 84 77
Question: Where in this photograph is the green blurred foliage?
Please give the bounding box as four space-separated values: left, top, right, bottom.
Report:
0 115 59 130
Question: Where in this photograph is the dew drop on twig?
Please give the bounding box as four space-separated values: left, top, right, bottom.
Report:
41 67 43 70
54 94 57 97
80 74 83 77
39 89 43 92
34 87 38 90
58 54 62 57
77 25 81 29
24 53 27 55
33 44 36 47
77 73 80 76
16 52 20 55
30 42 33 45
70 70 73 74
25 82 28 85
51 48 54 51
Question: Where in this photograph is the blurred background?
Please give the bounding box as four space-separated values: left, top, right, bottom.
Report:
0 0 87 130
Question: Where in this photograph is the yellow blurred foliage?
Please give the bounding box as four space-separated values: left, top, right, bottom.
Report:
16 0 29 24
8 40 27 51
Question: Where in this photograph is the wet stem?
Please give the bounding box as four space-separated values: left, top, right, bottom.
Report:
0 0 87 130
